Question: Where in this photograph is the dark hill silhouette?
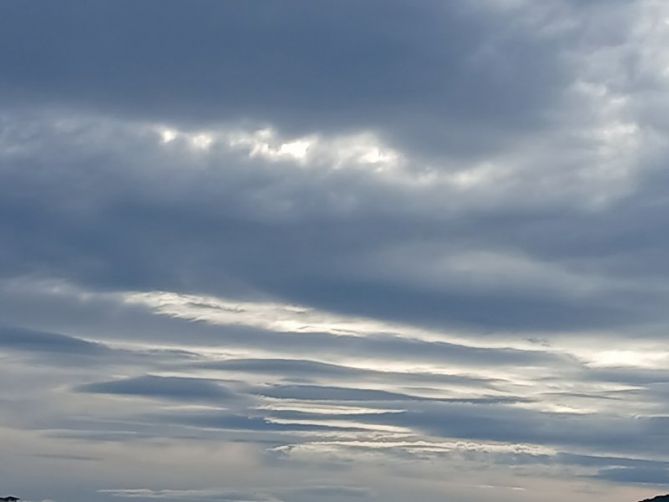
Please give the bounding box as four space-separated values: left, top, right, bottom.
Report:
639 496 669 502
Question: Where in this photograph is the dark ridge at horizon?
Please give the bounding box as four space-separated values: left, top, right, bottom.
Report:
639 496 669 502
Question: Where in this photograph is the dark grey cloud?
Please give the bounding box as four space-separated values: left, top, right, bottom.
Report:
0 278 569 370
194 332 561 368
364 405 669 458
593 467 669 486
0 0 570 160
244 403 669 459
0 325 107 356
198 358 499 388
558 453 669 471
586 368 669 386
143 410 365 434
0 112 665 334
77 375 236 402
0 323 203 372
253 384 526 405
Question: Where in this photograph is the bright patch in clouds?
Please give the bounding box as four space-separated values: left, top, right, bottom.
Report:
153 124 401 170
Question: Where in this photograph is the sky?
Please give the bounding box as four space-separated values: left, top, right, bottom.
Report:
1 1 669 501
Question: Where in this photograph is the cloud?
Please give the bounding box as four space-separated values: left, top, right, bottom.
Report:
0 0 570 159
252 384 527 405
594 467 669 486
99 489 283 502
285 485 373 498
197 358 498 388
0 105 666 333
3 1 669 501
0 325 107 356
140 410 366 434
76 376 237 402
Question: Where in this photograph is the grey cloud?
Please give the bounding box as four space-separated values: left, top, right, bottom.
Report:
99 488 283 502
77 375 236 402
0 0 570 160
593 467 669 485
198 358 499 388
0 280 573 415
558 453 669 471
0 323 203 371
31 453 102 462
286 485 373 499
373 406 669 457
253 384 526 405
0 113 663 334
107 395 669 459
256 402 669 458
0 325 108 356
586 368 669 386
255 384 439 402
143 410 366 434
0 279 568 369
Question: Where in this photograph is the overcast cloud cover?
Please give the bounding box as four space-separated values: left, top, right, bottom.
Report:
2 1 669 501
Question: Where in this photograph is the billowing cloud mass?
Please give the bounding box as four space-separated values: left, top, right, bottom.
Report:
2 1 669 501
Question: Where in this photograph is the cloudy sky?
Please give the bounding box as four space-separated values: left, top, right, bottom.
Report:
2 1 669 501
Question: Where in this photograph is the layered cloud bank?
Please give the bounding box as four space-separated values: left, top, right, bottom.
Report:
2 1 669 502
